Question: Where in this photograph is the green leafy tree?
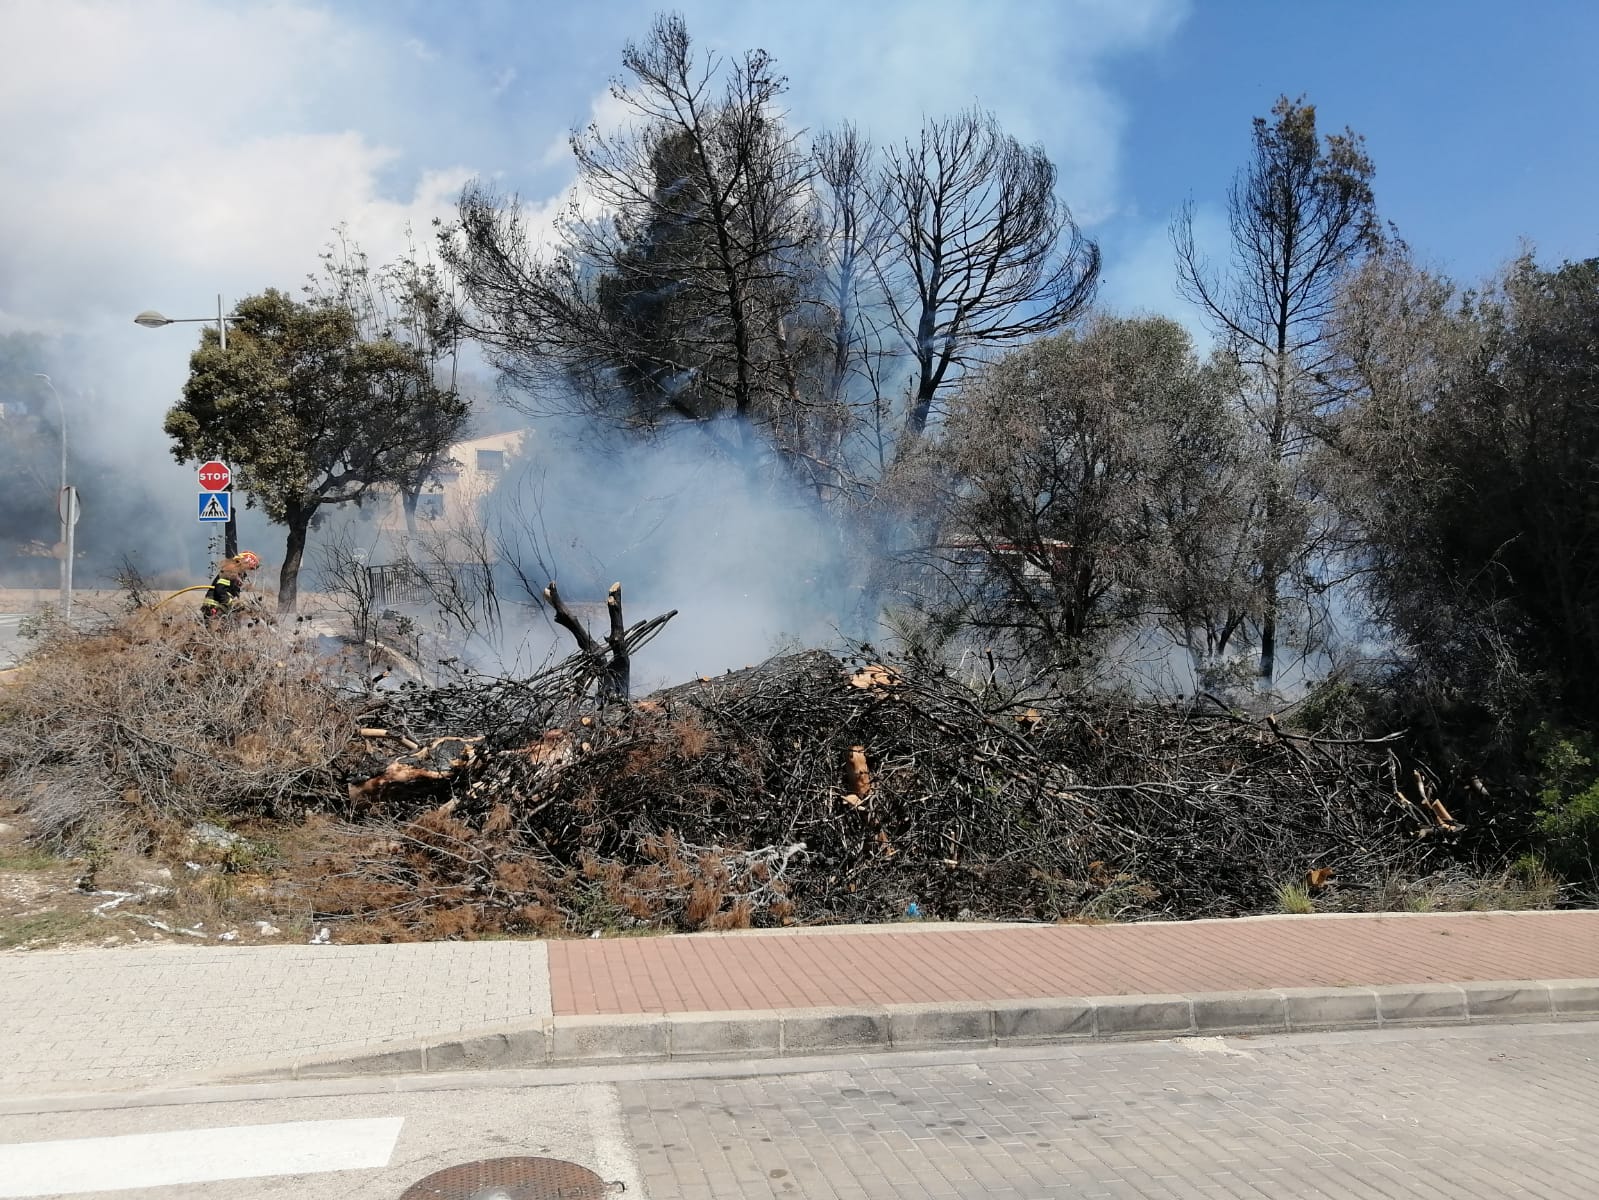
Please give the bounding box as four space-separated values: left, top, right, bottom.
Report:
1352 256 1599 721
164 285 469 612
920 316 1243 672
1529 724 1599 895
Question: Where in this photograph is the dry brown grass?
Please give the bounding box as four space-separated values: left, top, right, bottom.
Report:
299 806 799 941
0 611 355 851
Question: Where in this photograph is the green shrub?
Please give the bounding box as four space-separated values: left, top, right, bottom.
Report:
1530 724 1599 894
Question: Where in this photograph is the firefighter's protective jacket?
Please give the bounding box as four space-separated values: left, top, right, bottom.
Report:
201 570 244 614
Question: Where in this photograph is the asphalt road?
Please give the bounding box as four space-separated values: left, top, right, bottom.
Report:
2 1022 1596 1198
0 612 25 667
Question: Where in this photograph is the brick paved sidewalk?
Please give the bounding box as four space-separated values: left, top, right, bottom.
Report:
0 941 550 1090
550 910 1599 1015
5 910 1595 1092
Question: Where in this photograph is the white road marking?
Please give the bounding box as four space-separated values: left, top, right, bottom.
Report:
1175 1036 1256 1060
0 1117 403 1197
582 1083 647 1199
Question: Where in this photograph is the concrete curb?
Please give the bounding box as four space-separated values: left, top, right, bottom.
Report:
221 977 1599 1084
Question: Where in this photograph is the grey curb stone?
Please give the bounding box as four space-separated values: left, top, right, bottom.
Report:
550 1014 670 1064
295 1046 425 1078
1374 983 1468 1025
1459 981 1553 1021
992 997 1096 1043
1191 990 1289 1034
780 1006 891 1054
425 1028 549 1072
1090 994 1194 1038
1549 981 1599 1016
669 1011 782 1059
210 977 1599 1084
887 1001 995 1047
1281 986 1380 1031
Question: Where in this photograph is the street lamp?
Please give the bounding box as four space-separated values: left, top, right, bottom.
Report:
32 374 75 621
135 294 241 555
133 294 239 350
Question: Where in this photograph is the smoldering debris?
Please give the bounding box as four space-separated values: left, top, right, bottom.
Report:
316 633 1453 938
0 602 1460 940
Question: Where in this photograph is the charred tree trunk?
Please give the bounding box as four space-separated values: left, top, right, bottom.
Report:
544 580 632 702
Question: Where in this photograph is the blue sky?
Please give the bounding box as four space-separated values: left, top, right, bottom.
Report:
319 0 1599 298
1 0 1595 522
1104 0 1599 286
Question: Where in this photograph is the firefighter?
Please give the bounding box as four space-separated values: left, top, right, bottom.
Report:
200 551 260 623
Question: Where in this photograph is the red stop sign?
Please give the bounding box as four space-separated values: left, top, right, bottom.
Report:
198 460 231 491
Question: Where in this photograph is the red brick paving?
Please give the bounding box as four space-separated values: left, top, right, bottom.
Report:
548 911 1599 1015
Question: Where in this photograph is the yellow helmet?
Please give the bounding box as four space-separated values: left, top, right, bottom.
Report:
235 551 261 570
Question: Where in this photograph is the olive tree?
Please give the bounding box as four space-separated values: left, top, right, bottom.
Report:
922 316 1244 674
165 283 469 612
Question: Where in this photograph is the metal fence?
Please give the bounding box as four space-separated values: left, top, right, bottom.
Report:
365 561 493 611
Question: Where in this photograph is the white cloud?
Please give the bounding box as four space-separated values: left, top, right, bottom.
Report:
0 0 475 333
682 0 1190 225
539 85 636 169
403 37 439 62
1098 203 1229 345
0 0 1192 579
0 0 483 576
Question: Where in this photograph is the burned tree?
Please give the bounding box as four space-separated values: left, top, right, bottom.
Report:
445 14 814 446
1174 95 1379 682
877 109 1100 441
788 124 899 491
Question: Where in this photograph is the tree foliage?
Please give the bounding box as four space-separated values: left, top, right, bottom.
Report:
164 257 469 611
447 13 813 449
444 18 1099 505
1343 255 1599 724
916 317 1242 673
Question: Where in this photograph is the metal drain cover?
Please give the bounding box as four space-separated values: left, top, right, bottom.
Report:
398 1156 610 1200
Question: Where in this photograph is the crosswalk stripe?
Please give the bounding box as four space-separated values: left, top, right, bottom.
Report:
0 1117 404 1197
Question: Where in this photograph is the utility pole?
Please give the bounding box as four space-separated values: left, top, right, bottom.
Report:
33 374 74 621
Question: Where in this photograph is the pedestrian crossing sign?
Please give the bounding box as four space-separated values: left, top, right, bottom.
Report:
197 491 231 522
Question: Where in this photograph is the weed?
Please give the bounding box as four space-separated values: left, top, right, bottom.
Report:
0 909 97 950
0 847 59 871
0 614 352 848
1275 883 1315 915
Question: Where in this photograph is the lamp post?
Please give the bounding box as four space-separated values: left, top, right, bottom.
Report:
32 374 74 621
135 295 241 556
133 294 238 349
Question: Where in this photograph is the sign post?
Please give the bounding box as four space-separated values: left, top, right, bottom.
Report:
57 485 80 622
197 461 235 553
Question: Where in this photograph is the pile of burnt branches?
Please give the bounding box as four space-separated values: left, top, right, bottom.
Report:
313 644 1458 936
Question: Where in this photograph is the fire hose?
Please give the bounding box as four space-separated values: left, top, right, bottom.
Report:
154 585 210 608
